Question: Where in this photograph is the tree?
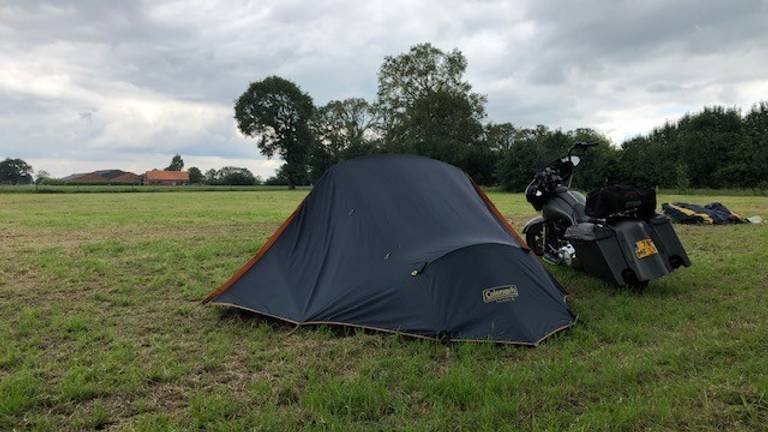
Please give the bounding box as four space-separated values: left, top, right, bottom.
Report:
264 164 290 186
234 76 315 189
495 127 615 191
35 170 51 185
375 42 486 134
203 169 218 185
217 166 258 185
187 167 203 184
565 128 617 191
496 126 560 192
166 154 184 171
484 122 518 152
613 105 756 189
374 43 490 182
675 163 691 190
497 139 540 191
0 158 33 185
396 89 487 180
677 107 743 188
743 101 768 188
309 98 378 181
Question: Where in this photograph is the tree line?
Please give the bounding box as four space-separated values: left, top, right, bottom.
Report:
234 42 768 191
495 103 768 191
4 43 767 190
167 155 264 186
0 154 265 186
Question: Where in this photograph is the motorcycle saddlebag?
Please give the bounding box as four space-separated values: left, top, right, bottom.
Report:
646 215 691 270
565 215 690 285
585 185 656 219
564 223 628 284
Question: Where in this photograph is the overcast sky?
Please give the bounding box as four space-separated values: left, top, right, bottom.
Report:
2 1 767 178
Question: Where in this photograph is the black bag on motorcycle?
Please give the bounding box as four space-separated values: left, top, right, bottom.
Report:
585 184 656 219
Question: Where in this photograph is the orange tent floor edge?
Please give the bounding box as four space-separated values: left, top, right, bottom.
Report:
202 199 305 304
207 301 574 346
449 320 575 346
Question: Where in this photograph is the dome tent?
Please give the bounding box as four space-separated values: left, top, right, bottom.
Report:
204 155 574 345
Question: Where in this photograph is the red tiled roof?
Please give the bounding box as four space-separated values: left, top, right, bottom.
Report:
111 173 142 184
63 169 140 183
144 170 190 181
68 173 110 183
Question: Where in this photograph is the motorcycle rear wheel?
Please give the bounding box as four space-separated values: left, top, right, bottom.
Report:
622 269 650 292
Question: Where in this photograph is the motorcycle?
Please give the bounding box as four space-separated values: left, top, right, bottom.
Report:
522 142 690 289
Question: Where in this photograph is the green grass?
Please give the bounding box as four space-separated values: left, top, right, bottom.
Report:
0 191 766 430
0 184 306 193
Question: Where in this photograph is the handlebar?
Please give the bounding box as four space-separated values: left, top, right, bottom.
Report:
567 141 598 159
573 141 598 149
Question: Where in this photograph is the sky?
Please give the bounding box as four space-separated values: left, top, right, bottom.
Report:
2 0 768 178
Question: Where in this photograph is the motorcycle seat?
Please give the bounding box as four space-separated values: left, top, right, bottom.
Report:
585 185 656 220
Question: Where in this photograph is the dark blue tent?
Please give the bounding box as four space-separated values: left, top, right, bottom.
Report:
204 155 574 345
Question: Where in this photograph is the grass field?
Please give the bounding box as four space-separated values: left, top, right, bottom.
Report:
1 191 766 431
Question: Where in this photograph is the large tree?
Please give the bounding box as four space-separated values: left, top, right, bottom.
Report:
395 88 484 165
203 169 218 185
374 43 491 182
376 43 485 130
234 76 315 189
309 98 378 181
0 158 33 185
166 154 184 171
35 170 51 185
484 122 518 152
187 166 203 184
216 166 258 185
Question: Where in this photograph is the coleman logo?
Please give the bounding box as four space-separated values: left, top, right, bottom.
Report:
483 285 519 303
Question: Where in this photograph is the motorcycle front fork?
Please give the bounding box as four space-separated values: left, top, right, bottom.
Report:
541 223 561 265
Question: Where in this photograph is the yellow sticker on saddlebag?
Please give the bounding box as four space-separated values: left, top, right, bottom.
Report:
635 239 658 259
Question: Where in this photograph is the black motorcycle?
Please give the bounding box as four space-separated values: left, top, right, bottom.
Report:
522 142 690 289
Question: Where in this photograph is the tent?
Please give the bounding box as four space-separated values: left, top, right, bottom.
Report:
204 155 575 345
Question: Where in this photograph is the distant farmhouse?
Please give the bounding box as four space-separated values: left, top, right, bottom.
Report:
143 169 189 186
62 169 142 184
61 169 190 185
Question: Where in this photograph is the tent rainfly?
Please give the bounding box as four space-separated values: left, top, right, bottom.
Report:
204 155 575 345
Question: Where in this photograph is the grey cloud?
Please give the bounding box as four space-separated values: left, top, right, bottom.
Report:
1 0 767 176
